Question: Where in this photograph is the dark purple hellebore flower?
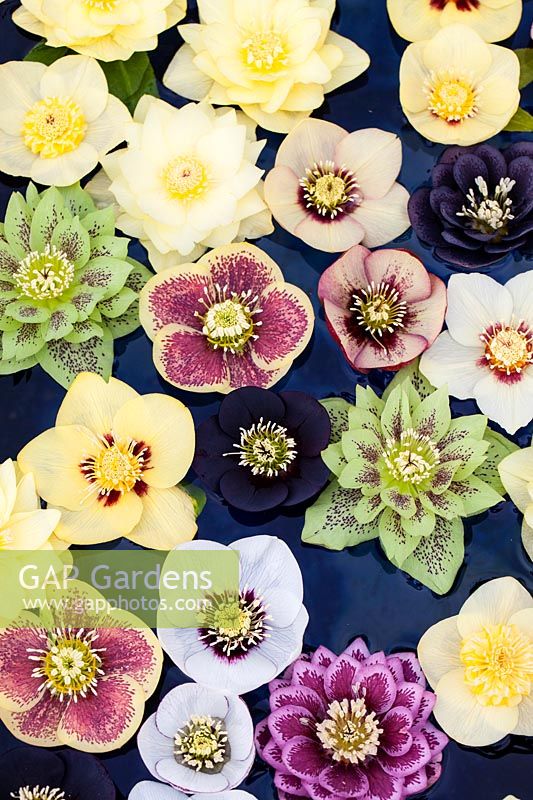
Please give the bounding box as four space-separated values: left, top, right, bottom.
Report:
409 142 533 269
193 386 331 513
255 641 448 800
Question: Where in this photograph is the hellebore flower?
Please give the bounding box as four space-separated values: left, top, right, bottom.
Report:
193 387 330 511
255 640 447 800
499 444 533 562
0 458 61 551
318 245 446 372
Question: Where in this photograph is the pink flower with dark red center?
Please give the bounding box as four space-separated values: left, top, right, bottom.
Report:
139 243 314 393
0 580 162 752
255 641 447 800
318 246 447 372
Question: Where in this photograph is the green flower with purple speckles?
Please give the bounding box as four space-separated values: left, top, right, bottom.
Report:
0 183 151 388
302 362 518 594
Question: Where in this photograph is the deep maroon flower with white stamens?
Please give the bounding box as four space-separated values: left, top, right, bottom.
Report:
255 640 447 800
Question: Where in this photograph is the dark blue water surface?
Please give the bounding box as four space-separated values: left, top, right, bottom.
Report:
1 1 532 798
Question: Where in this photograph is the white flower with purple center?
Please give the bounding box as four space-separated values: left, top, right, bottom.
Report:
137 683 255 793
255 641 448 800
158 536 308 695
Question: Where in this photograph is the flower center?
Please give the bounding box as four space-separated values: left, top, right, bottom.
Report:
316 697 382 764
481 322 533 376
351 281 407 345
174 715 230 772
300 161 361 219
22 96 87 158
27 628 105 702
14 245 75 301
430 0 479 9
80 434 149 500
457 176 516 236
461 623 533 707
383 428 440 486
11 789 66 800
83 0 119 8
242 31 287 71
425 70 479 123
196 284 262 354
224 417 297 477
198 588 270 658
162 156 209 202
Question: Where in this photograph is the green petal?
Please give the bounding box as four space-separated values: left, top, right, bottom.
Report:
301 480 378 551
380 384 411 441
89 234 129 260
354 492 384 523
69 285 107 321
0 239 19 281
379 506 419 566
320 397 352 444
25 183 40 212
2 323 44 361
51 216 91 268
82 207 116 239
124 258 151 293
77 256 132 299
476 427 520 495
341 428 382 464
419 489 464 520
381 486 417 518
355 384 384 417
411 385 451 442
453 440 490 480
98 287 137 319
5 300 50 323
322 442 347 476
383 361 434 404
399 516 464 595
4 192 31 258
59 183 95 218
449 476 503 516
42 304 77 342
39 329 113 389
401 501 435 538
0 348 39 375
429 459 464 495
65 320 104 344
339 455 382 491
29 187 68 251
348 405 384 442
105 303 142 338
438 415 487 451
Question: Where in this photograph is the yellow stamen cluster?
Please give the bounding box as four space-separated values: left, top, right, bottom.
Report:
461 623 533 707
351 281 407 345
316 697 382 764
300 160 361 219
196 284 263 354
22 96 87 158
425 70 479 123
80 436 148 498
481 322 532 377
174 715 229 772
162 156 209 202
242 31 287 71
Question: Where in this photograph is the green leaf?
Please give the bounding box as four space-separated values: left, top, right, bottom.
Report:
301 480 379 551
504 107 533 132
181 482 207 518
40 329 114 389
398 516 464 595
24 42 71 66
320 397 352 444
516 48 533 89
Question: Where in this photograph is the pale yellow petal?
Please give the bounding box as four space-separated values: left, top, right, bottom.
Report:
56 372 139 434
39 55 109 122
457 577 533 638
127 485 197 549
1 509 61 550
13 472 40 514
54 491 143 545
498 448 533 514
417 615 462 689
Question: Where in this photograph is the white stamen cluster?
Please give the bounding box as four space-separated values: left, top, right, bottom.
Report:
14 245 75 300
196 284 263 354
174 715 229 772
383 428 440 485
457 176 516 233
224 418 297 477
300 160 361 219
316 693 382 765
11 788 66 800
351 280 407 346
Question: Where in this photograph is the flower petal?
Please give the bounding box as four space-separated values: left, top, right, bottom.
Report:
334 129 402 201
252 282 314 370
417 615 462 689
128 485 197 549
56 372 139 433
153 325 229 393
445 273 513 348
456 576 532 638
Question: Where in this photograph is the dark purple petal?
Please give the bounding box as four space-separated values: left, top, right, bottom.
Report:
378 733 432 778
312 646 337 668
472 144 507 185
431 163 455 188
508 156 533 213
355 664 396 715
343 638 370 663
275 772 309 797
394 652 426 686
193 416 236 490
269 705 316 746
282 737 329 781
271 685 327 718
255 718 271 753
380 706 414 757
434 245 504 269
452 154 489 194
439 145 473 166
365 761 403 800
284 457 331 506
505 141 533 162
319 763 369 798
441 229 483 250
218 386 286 437
407 189 445 246
281 392 331 457
60 751 116 800
2 748 65 796
324 654 362 702
419 723 448 756
429 186 463 217
219 468 289 511
485 237 527 253
291 661 327 696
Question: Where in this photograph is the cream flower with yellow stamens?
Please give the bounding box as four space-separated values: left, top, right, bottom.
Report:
388 0 522 44
18 373 198 549
499 445 533 562
418 577 533 746
0 459 61 551
399 24 520 145
13 0 187 62
163 0 370 134
0 56 130 187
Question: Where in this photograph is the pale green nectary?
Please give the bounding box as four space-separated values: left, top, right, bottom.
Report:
302 362 518 595
0 183 151 388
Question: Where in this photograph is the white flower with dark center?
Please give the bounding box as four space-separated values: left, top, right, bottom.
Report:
12 789 65 800
158 536 308 695
420 271 533 434
137 683 254 793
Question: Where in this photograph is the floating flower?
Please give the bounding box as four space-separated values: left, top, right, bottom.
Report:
420 272 533 435
318 246 446 372
3 745 116 800
137 683 255 792
193 387 330 512
302 363 511 594
255 640 447 800
0 458 62 551
163 0 370 134
139 244 314 393
0 579 162 751
499 445 533 562
131 786 255 800
0 183 150 389
13 0 186 62
387 0 522 43
409 142 533 270
418 576 533 746
399 24 520 145
18 372 198 548
0 56 130 186
98 98 273 272
264 120 410 252
158 536 308 694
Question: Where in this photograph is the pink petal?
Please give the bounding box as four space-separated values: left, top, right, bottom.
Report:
355 664 396 715
363 249 432 304
412 691 436 726
317 245 370 308
395 652 426 686
324 654 362 703
268 705 315 746
255 718 271 753
322 300 367 368
394 681 425 718
0 621 44 711
252 282 314 370
153 325 229 392
380 707 414 757
351 332 429 372
419 723 448 756
311 646 337 668
264 166 307 237
275 118 347 175
206 243 283 298
291 661 327 695
295 212 365 253
0 691 64 746
92 626 160 696
140 267 209 339
385 657 404 684
425 757 443 789
364 761 403 800
378 733 432 778
226 350 288 390
275 772 308 797
342 638 371 663
407 273 447 346
319 764 369 798
271 685 327 718
305 781 335 800
402 768 429 797
333 129 402 201
281 736 329 781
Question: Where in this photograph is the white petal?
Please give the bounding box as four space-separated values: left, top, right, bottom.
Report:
129 782 188 800
0 61 46 135
156 683 229 738
163 44 213 101
40 55 109 122
225 694 255 760
137 713 173 781
473 371 533 435
84 95 131 155
498 448 533 513
183 641 278 696
352 182 410 248
334 128 402 200
504 271 533 326
30 142 99 187
0 131 38 179
419 331 484 399
417 615 463 689
274 117 346 175
157 758 228 793
513 691 533 737
457 576 533 638
446 273 513 347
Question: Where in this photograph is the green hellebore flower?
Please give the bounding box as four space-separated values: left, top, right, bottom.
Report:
302 362 518 595
0 182 151 388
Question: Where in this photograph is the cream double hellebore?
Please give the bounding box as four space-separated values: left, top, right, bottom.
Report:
18 373 198 549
